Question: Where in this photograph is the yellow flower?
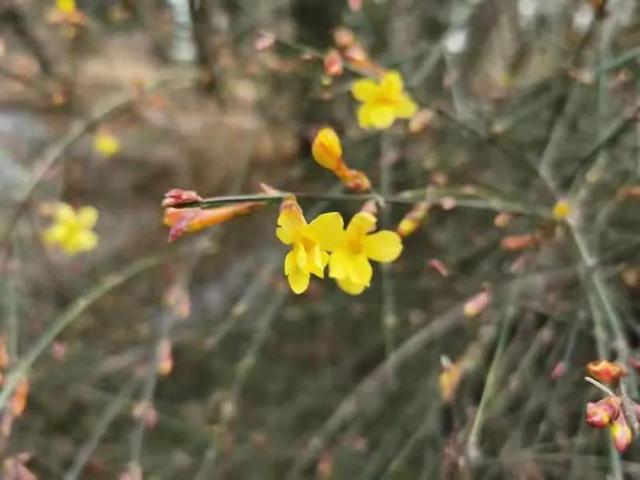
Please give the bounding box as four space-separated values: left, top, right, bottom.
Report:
276 198 344 294
56 0 76 13
351 71 418 129
328 212 403 295
552 199 571 221
43 203 98 255
93 131 121 157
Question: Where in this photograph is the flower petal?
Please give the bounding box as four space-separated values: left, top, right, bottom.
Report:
73 230 98 252
54 203 76 223
309 244 328 278
394 95 418 118
288 269 310 294
381 71 403 96
329 249 349 279
346 212 376 238
308 212 346 251
347 253 372 286
351 78 378 102
337 277 367 295
77 206 98 228
276 226 293 245
357 104 374 129
277 205 305 245
368 105 396 129
284 249 296 275
294 242 307 270
363 230 403 262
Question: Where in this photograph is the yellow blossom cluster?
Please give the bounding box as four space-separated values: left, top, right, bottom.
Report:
276 197 402 294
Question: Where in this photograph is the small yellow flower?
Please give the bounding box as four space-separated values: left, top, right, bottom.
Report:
351 71 418 129
93 131 121 157
276 197 343 294
56 0 76 14
328 212 403 295
43 203 98 255
552 199 571 221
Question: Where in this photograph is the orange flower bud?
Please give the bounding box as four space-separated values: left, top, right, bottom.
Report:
617 185 640 200
396 202 429 238
587 360 627 384
0 337 9 370
311 128 371 192
611 414 632 453
408 109 435 134
463 290 490 318
501 233 538 251
428 259 450 277
163 202 263 242
11 378 29 417
323 49 344 77
439 363 462 403
157 340 173 376
162 189 202 208
586 396 621 428
493 212 513 228
312 128 343 171
333 27 355 49
339 168 371 192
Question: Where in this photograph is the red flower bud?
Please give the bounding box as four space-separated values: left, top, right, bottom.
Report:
586 396 621 428
587 360 627 384
611 414 633 453
162 189 202 208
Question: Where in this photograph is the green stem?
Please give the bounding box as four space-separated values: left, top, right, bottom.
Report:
189 189 548 217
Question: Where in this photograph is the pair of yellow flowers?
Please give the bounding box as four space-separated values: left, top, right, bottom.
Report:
276 197 402 295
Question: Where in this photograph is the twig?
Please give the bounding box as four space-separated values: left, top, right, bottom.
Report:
585 376 615 397
0 255 163 410
64 378 140 480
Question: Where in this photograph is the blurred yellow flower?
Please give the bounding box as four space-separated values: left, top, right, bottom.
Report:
93 131 121 157
56 0 76 13
552 199 571 221
43 203 98 255
276 197 344 294
328 212 403 295
351 71 417 129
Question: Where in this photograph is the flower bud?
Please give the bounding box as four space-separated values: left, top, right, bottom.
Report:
586 396 621 428
611 414 632 453
587 360 627 384
162 189 202 208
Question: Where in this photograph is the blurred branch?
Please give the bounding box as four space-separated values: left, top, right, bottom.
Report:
188 0 218 91
64 378 140 480
0 3 54 76
0 255 163 411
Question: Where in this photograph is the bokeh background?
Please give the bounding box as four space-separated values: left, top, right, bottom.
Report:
2 0 640 478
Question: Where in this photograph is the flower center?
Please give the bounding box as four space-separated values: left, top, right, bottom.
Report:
346 236 363 255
